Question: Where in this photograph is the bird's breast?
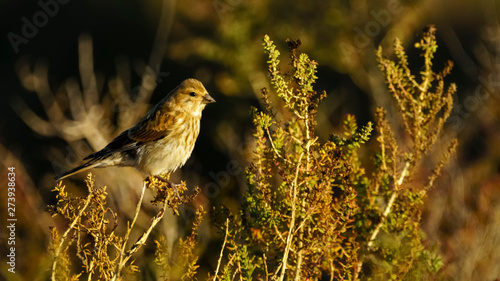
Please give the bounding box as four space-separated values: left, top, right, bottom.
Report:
135 116 201 176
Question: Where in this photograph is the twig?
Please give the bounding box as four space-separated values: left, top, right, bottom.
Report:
266 127 286 161
213 218 230 281
126 198 168 257
272 263 283 280
263 253 269 281
113 184 169 280
279 152 304 281
112 181 147 280
51 178 94 281
138 0 175 106
273 225 287 244
293 112 315 280
355 161 410 279
368 161 409 247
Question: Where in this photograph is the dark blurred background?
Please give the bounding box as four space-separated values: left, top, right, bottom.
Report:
1 0 500 280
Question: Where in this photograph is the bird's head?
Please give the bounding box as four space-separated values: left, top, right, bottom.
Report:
172 78 215 116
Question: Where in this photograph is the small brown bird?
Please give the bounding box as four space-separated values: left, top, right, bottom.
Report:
55 78 215 182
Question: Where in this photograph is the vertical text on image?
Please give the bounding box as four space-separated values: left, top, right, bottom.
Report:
7 167 17 273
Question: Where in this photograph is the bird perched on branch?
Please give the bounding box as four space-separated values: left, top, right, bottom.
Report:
55 78 215 185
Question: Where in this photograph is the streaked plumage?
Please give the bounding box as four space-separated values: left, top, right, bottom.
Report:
55 78 215 181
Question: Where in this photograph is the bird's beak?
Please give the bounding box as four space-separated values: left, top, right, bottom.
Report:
203 93 216 104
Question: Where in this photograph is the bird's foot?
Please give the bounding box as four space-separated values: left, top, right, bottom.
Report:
154 175 183 203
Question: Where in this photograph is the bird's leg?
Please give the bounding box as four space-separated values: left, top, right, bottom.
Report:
154 175 183 202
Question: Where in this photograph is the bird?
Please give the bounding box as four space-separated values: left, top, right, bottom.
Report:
55 78 215 185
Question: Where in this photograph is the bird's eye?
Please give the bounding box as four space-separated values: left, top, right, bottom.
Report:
189 92 196 97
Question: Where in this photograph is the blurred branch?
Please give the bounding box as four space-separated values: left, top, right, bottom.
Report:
137 0 176 107
12 0 177 171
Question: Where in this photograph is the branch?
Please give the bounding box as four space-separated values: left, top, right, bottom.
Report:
278 152 304 281
355 161 410 279
51 175 95 281
213 218 230 280
112 181 147 280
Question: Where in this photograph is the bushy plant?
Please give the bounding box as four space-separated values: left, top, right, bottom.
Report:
212 25 457 280
49 174 202 280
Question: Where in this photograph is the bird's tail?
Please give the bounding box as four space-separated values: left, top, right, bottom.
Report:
54 160 102 181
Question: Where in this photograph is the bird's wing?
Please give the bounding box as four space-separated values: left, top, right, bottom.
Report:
127 101 177 143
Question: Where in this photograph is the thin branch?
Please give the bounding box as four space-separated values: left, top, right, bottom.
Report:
213 218 230 281
52 176 95 281
368 161 409 247
279 152 304 281
272 263 283 281
273 225 286 244
266 127 285 161
126 198 168 257
355 161 410 279
137 0 175 106
112 181 147 280
263 253 269 281
78 34 99 109
236 260 243 281
11 97 58 136
294 110 315 280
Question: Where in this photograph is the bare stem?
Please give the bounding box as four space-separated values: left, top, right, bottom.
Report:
355 161 410 279
125 198 168 258
278 152 304 281
266 127 286 161
213 218 230 280
112 181 147 280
